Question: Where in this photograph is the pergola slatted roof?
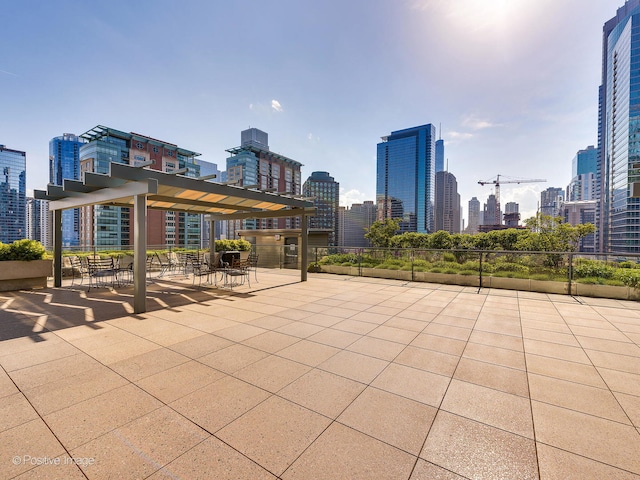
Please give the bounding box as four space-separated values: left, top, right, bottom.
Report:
35 162 314 219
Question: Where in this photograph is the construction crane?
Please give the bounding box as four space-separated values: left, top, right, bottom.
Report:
478 174 547 213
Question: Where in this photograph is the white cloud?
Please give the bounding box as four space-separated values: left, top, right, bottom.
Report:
249 103 253 110
307 133 320 143
339 188 368 207
271 99 283 112
462 114 501 130
447 131 474 141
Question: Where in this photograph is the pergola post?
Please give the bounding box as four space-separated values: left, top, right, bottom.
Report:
209 218 215 254
301 213 308 282
53 209 62 287
133 194 147 314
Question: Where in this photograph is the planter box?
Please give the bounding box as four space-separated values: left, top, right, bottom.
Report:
320 265 357 276
574 283 630 300
0 260 52 292
488 276 530 291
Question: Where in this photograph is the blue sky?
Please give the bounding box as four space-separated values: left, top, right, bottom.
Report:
1 0 617 223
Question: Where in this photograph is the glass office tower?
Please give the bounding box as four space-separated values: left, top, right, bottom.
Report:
376 124 436 233
599 0 640 253
303 171 340 246
0 145 27 243
49 134 83 247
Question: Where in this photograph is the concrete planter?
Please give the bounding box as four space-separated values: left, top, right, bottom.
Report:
0 260 53 291
487 276 530 292
574 282 632 300
321 265 357 276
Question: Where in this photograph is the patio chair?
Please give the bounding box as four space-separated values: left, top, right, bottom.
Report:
247 252 259 282
223 258 250 290
86 257 117 290
155 252 177 277
69 256 88 286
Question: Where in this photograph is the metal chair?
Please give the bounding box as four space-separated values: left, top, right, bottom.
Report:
86 257 117 290
247 252 259 282
69 256 88 286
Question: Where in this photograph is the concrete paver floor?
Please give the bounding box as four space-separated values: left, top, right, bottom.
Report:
1 269 639 479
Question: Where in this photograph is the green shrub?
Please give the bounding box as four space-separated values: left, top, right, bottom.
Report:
458 270 477 276
0 239 46 261
619 270 640 288
442 252 457 263
574 260 615 279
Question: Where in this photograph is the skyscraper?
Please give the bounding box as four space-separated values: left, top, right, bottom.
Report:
49 134 83 247
79 126 201 248
599 0 640 253
0 144 26 243
338 201 377 247
434 171 460 233
303 171 339 246
226 128 302 236
483 194 501 226
26 197 50 248
540 187 565 218
467 197 480 233
567 146 598 202
435 138 444 173
376 124 436 233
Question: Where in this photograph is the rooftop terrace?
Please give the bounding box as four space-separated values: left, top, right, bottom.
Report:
1 270 639 479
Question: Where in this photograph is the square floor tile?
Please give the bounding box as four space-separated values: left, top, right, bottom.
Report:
217 396 331 476
536 442 640 480
338 386 436 455
137 361 224 403
307 328 361 349
44 384 163 450
441 379 533 438
235 355 310 392
109 348 189 382
277 340 340 367
241 331 301 354
170 375 270 433
70 406 208 479
454 357 529 397
529 373 630 424
282 422 415 480
150 436 276 479
410 333 467 356
346 336 406 361
198 344 269 374
372 363 449 407
319 350 388 384
532 401 640 474
394 346 459 377
279 369 366 418
420 411 538 480
409 459 467 479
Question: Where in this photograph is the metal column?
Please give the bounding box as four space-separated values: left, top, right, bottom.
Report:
133 194 147 314
53 209 62 287
301 214 308 282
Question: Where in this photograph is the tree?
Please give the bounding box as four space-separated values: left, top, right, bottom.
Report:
365 219 400 248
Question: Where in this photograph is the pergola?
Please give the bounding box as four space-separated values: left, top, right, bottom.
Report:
35 162 315 314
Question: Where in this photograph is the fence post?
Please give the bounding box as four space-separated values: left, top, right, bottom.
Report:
567 253 573 296
478 251 483 293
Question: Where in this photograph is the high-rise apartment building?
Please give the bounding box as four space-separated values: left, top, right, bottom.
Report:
303 171 339 246
0 144 26 243
598 0 640 252
338 201 377 247
26 197 50 248
540 187 565 218
194 159 226 244
49 134 83 247
434 171 460 233
467 197 480 233
376 124 436 233
79 126 201 248
226 128 302 236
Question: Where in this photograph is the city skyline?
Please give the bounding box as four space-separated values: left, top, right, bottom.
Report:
1 0 617 223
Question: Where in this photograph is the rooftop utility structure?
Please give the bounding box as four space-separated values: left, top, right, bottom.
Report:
478 174 547 212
